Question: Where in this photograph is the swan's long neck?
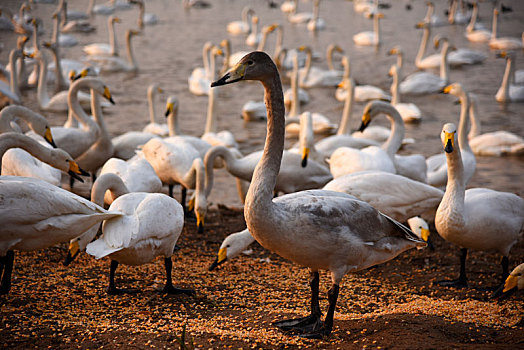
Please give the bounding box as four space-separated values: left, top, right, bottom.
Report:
288 55 300 117
466 2 478 32
423 3 434 23
0 133 65 172
337 78 354 136
373 14 381 45
68 79 100 138
0 106 32 133
437 134 466 234
167 104 180 136
204 84 217 134
48 44 67 93
499 56 513 101
109 18 118 56
491 9 497 39
301 48 312 85
448 0 457 24
245 69 285 219
456 90 472 154
415 26 430 67
125 32 137 70
8 49 21 100
203 43 212 78
36 52 51 109
87 0 95 15
390 66 400 105
51 15 59 44
256 28 270 51
91 173 129 206
273 26 283 58
326 45 336 71
203 146 239 197
440 41 450 82
91 91 109 142
147 86 157 124
380 104 405 158
467 94 481 139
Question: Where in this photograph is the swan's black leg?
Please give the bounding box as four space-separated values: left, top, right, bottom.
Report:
490 256 511 298
91 172 97 183
437 248 468 288
273 271 322 333
302 283 340 339
0 251 15 295
162 257 194 295
181 187 187 211
168 184 174 198
106 260 121 294
69 176 75 190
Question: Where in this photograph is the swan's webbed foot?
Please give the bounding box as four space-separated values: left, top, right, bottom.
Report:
163 284 195 296
436 277 468 288
106 286 138 295
299 324 333 339
273 313 322 333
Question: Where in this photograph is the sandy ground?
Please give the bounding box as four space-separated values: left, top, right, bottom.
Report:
1 205 522 349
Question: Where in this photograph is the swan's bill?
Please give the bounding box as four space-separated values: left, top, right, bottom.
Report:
209 247 228 271
358 111 371 132
197 214 204 234
68 160 90 182
503 275 518 293
64 240 81 266
103 86 116 104
212 58 251 86
444 131 455 153
44 127 57 148
301 147 309 168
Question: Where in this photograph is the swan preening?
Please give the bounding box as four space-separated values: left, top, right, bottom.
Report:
211 51 425 338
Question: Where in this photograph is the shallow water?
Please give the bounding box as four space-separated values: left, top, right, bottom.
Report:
1 0 523 207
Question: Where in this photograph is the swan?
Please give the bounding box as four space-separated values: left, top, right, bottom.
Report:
423 1 445 27
495 51 524 103
203 145 333 197
493 263 524 300
87 29 140 73
426 83 476 187
280 0 297 14
465 1 491 43
241 100 267 122
141 84 168 136
489 9 523 50
388 63 422 123
75 89 115 178
141 137 207 232
83 16 121 57
315 77 380 157
81 173 193 295
294 46 343 88
90 0 116 15
447 0 471 25
58 0 96 33
227 7 255 35
245 15 260 47
99 154 162 205
50 12 77 48
188 45 222 96
413 21 441 70
467 93 524 156
399 36 452 95
0 106 55 146
0 49 22 104
434 122 524 291
288 111 327 166
353 12 383 46
111 131 158 160
335 55 390 103
324 171 443 223
287 0 314 24
307 0 326 32
211 51 425 338
51 77 114 159
226 24 278 68
130 0 157 29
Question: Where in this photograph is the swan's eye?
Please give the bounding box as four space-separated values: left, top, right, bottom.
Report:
247 60 254 66
226 244 230 248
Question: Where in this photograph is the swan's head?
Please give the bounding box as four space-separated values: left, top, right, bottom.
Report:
441 122 457 153
263 24 279 34
211 51 278 86
63 225 100 266
440 83 464 99
496 51 514 60
407 216 434 250
387 46 402 56
388 64 397 77
414 21 427 29
209 229 253 271
358 100 391 132
433 35 448 49
165 96 179 117
503 264 524 293
77 78 116 105
110 16 121 24
186 192 206 234
299 112 314 168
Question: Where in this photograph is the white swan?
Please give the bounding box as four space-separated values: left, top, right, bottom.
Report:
493 263 524 299
99 154 162 205
426 83 476 188
495 51 524 103
111 131 158 160
434 122 524 290
399 36 452 95
489 8 523 50
211 51 425 338
141 84 168 136
241 100 267 122
307 0 326 32
226 24 278 69
203 145 333 197
467 93 524 156
130 0 157 29
287 0 314 24
82 173 192 295
51 12 77 48
413 21 441 70
465 1 491 43
447 0 471 25
88 29 139 73
59 0 96 33
335 55 390 102
227 7 254 35
388 63 422 123
51 77 114 159
423 1 445 27
280 0 297 14
0 105 55 146
83 16 120 57
294 46 343 88
315 77 380 157
0 49 22 104
324 171 444 223
141 137 207 232
188 45 221 96
245 15 260 47
353 12 383 46
208 228 255 270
